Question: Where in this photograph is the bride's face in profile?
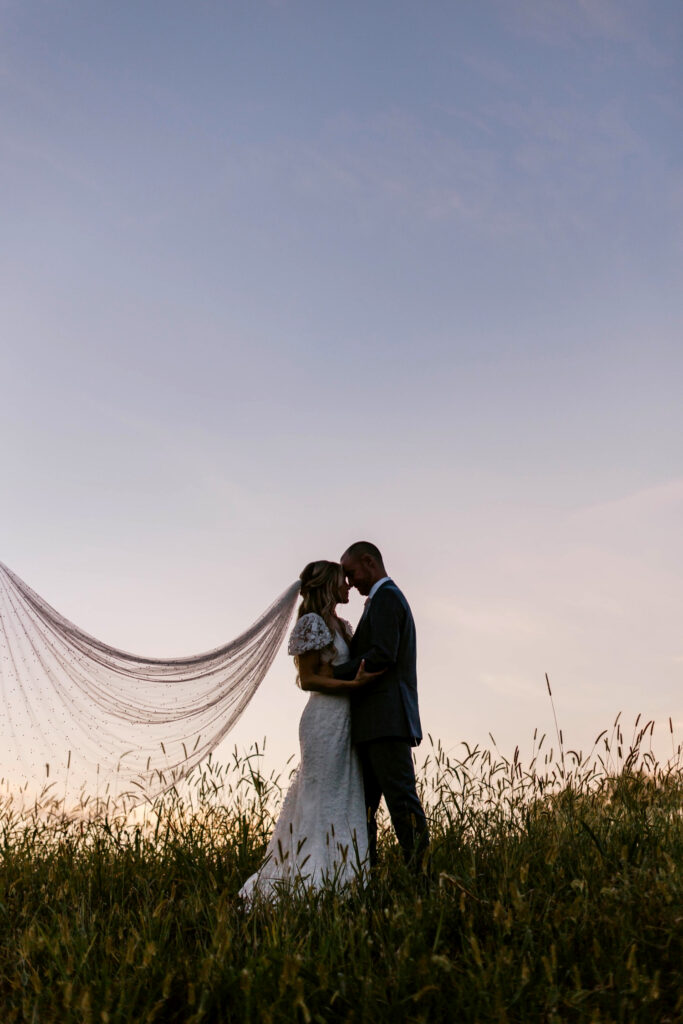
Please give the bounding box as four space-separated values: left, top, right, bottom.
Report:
336 572 350 605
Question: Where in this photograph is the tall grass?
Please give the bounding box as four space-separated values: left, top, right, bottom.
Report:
0 718 681 1023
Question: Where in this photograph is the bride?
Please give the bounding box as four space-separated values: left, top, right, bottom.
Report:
0 557 376 896
238 560 380 902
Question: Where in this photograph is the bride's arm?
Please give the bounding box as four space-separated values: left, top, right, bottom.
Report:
297 651 380 693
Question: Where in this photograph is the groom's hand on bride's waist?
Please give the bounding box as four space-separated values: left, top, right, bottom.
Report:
350 659 387 688
332 653 392 681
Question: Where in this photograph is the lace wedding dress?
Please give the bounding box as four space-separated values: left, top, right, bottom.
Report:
238 613 368 901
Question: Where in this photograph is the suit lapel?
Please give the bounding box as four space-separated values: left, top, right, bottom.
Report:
351 581 394 653
351 602 372 655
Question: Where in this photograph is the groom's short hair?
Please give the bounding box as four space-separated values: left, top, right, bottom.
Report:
344 541 384 565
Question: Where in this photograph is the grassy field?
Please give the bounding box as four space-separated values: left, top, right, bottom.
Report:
1 715 681 1023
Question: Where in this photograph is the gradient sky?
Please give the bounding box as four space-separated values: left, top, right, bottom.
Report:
2 1 682 780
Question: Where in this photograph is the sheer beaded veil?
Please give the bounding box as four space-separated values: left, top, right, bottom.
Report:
0 562 300 798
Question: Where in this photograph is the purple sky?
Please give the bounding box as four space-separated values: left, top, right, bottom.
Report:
1 1 682 778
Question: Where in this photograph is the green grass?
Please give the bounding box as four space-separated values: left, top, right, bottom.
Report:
1 717 681 1023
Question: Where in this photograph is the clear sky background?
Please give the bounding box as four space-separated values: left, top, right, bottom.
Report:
2 1 682 781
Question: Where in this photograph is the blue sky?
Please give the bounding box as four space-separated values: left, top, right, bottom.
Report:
1 1 682 779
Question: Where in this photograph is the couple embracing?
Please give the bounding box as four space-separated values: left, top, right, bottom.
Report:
239 541 429 902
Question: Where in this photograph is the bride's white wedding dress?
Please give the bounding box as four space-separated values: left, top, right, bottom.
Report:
238 613 368 902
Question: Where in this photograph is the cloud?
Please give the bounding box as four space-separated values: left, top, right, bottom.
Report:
264 105 616 240
567 478 683 549
425 599 547 639
501 0 670 66
231 73 679 247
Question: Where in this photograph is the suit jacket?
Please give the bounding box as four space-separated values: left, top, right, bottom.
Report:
333 580 422 745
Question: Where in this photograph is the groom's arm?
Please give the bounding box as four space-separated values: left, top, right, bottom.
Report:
333 589 403 680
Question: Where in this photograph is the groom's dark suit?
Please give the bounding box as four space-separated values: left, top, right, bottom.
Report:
333 580 429 868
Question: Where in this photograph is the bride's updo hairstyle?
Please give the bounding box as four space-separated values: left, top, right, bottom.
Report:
297 560 351 642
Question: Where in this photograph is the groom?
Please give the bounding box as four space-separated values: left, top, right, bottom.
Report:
332 541 429 871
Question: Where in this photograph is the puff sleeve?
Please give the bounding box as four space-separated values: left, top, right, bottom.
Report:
287 613 334 656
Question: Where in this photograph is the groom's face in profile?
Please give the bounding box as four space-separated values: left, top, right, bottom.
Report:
341 553 374 596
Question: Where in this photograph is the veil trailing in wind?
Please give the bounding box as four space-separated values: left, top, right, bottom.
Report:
0 562 300 799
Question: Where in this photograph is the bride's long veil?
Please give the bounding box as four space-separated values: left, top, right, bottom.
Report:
0 562 300 799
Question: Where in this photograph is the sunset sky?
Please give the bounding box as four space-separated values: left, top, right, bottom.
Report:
2 1 682 781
